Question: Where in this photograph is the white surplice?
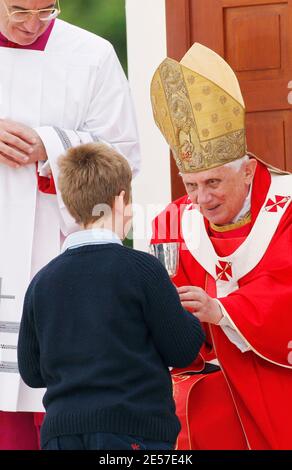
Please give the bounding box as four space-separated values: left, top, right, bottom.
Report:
0 19 140 411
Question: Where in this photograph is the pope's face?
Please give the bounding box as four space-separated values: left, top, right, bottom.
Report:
181 159 257 225
0 0 55 45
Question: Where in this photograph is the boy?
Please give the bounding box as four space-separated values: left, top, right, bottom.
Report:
18 143 205 450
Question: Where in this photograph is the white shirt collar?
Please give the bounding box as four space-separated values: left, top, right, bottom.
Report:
61 228 122 253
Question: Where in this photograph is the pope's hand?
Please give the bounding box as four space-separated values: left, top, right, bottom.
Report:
177 286 223 325
0 119 47 168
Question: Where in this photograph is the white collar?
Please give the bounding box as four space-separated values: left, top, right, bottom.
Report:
61 228 122 253
231 184 252 223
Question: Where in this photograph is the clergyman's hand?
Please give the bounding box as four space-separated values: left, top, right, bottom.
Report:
0 119 47 168
177 286 223 325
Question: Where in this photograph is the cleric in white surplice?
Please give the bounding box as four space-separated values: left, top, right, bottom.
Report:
0 0 140 449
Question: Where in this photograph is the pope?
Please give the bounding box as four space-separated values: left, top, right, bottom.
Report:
151 43 292 450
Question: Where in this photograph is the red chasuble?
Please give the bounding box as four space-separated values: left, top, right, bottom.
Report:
0 24 55 450
152 162 292 450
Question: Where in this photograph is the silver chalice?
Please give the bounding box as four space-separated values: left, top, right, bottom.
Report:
148 242 180 278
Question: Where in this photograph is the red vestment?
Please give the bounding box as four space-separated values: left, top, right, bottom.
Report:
152 162 292 449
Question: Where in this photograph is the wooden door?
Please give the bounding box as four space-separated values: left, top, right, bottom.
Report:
166 0 292 200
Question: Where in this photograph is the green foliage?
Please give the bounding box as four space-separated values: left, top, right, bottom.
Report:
59 0 127 73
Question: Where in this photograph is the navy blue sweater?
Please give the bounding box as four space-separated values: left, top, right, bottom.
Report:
18 244 205 447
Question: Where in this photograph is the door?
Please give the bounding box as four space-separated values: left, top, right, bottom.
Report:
166 0 292 199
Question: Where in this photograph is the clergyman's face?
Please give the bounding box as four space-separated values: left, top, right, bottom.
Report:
0 0 55 45
181 159 257 225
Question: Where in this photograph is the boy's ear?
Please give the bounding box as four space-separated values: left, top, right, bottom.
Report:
114 191 126 214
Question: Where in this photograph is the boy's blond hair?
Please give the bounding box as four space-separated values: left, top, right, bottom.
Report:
58 143 132 226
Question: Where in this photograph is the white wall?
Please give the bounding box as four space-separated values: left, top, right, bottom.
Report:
126 0 171 251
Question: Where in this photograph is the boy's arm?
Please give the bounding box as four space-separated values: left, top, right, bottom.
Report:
142 258 205 368
17 283 45 388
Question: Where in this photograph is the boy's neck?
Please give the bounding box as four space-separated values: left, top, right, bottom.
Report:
82 217 123 240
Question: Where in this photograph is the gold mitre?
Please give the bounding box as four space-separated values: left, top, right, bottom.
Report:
150 43 246 173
